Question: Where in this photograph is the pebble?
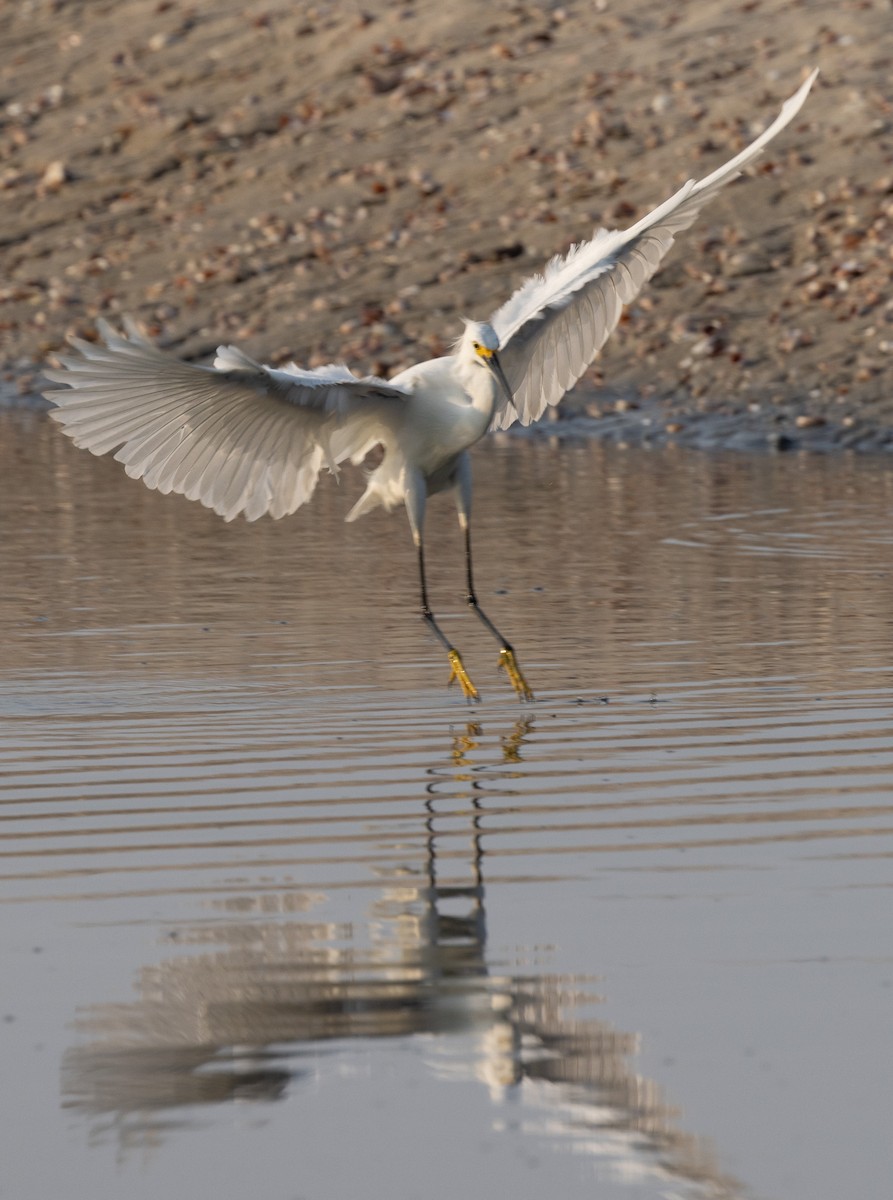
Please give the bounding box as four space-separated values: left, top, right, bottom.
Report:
38 161 70 191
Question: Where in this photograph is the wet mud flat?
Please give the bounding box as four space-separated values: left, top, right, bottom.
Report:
523 397 893 455
10 371 893 456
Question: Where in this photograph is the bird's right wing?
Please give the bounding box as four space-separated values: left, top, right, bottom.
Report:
488 69 818 430
44 319 411 521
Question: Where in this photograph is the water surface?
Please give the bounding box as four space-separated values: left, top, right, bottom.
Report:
2 413 892 1200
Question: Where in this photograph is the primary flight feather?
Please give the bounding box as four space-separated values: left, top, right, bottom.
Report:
44 70 818 702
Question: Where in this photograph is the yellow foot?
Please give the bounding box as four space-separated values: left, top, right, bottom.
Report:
498 648 535 702
447 650 480 702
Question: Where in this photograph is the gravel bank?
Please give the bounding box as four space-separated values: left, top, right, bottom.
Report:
2 0 891 448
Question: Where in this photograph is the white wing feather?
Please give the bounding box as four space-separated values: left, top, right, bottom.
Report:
44 319 410 521
489 70 817 430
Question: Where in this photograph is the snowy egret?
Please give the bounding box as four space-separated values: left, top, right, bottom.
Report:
45 71 817 702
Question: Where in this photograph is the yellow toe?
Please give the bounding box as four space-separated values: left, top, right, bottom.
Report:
447 650 480 702
498 648 535 702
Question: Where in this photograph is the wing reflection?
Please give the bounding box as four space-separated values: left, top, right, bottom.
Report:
62 717 740 1198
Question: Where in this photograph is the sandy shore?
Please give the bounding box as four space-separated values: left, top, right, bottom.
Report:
1 0 891 449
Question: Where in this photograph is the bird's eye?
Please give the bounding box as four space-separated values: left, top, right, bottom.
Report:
472 341 480 351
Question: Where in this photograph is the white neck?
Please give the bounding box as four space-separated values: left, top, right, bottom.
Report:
455 353 498 421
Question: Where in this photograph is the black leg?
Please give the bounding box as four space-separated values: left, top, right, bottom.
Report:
417 538 479 701
463 526 534 702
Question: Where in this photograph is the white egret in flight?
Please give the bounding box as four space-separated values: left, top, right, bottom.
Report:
45 71 817 702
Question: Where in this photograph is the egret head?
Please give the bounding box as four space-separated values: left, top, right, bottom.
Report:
458 320 515 412
459 319 501 361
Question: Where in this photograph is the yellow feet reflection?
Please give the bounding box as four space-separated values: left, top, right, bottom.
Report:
498 648 535 702
447 649 480 702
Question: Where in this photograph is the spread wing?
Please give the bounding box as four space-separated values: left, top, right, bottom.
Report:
44 319 411 521
488 69 817 431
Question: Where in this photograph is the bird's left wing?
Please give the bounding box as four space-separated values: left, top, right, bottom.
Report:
488 70 817 431
44 318 411 521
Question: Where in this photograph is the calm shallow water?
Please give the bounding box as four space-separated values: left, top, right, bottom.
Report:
2 412 893 1200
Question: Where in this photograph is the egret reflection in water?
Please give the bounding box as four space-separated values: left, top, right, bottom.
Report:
62 717 741 1200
